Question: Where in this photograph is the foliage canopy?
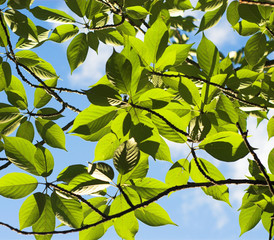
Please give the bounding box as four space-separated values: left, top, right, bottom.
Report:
0 0 273 239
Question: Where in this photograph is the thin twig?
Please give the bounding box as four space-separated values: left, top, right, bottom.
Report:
239 0 274 7
117 184 134 208
0 178 272 235
130 102 190 138
0 161 11 171
49 183 108 219
266 27 274 38
0 14 81 115
191 147 217 184
236 122 274 196
152 71 268 111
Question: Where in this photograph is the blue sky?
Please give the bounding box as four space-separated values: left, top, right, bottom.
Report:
0 0 273 239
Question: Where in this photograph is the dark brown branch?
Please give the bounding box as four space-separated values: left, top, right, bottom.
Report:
0 161 11 171
191 147 217 184
239 0 274 7
0 178 272 235
236 122 274 196
266 27 274 38
265 60 274 68
0 158 8 161
49 183 107 219
130 102 190 139
0 14 81 115
90 15 125 30
117 184 134 208
152 71 268 111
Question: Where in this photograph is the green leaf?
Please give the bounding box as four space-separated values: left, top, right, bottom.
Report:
19 193 46 229
15 50 40 66
70 105 117 136
179 77 201 107
190 158 230 205
130 177 168 199
239 205 262 236
155 44 193 70
135 203 176 226
16 120 34 142
51 191 83 228
106 51 132 94
0 62 12 91
114 14 136 37
0 115 23 136
87 31 99 52
155 137 172 162
119 152 149 184
80 209 106 240
5 75 28 110
86 84 122 106
110 194 139 239
35 118 66 150
4 9 38 41
34 145 54 177
49 24 79 43
0 103 20 123
144 18 168 64
67 33 88 74
34 78 58 108
216 94 239 124
238 4 262 23
57 164 87 183
189 113 211 142
30 6 75 23
165 159 189 186
197 35 219 77
267 116 274 140
65 0 86 17
3 136 39 175
88 162 114 182
201 74 227 104
138 88 173 109
94 133 120 161
199 131 249 162
0 172 37 199
226 1 239 26
261 211 274 237
198 4 226 32
126 6 150 20
244 33 266 66
29 61 58 80
233 20 260 36
113 138 140 175
32 194 55 240
151 109 188 143
268 148 274 174
95 28 124 46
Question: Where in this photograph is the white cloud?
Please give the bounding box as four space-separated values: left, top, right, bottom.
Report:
68 45 114 88
180 190 229 229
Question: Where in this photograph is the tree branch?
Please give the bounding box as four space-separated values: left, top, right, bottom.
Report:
0 13 81 115
49 183 108 219
130 102 190 139
0 178 272 235
0 161 11 171
117 184 134 208
191 147 217 184
236 122 274 196
152 71 268 111
239 0 274 7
